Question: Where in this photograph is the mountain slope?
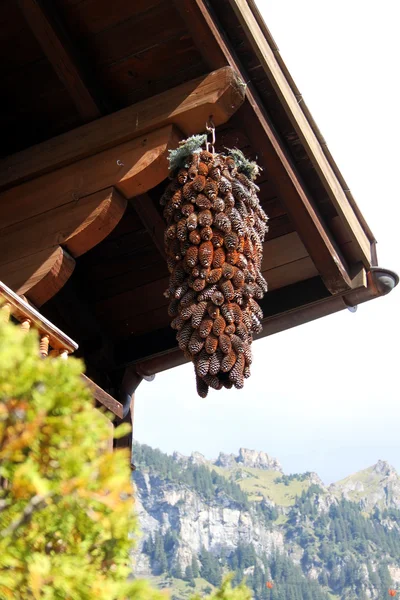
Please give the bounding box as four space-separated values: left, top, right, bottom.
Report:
131 444 400 600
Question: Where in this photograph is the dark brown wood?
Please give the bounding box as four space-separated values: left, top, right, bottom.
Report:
175 0 355 295
82 374 123 418
0 187 127 262
17 0 101 121
130 195 166 260
1 246 76 308
173 0 227 70
0 67 245 191
0 126 178 231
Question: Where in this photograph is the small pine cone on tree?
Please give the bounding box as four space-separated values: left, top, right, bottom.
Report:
211 290 224 306
192 278 206 292
189 229 201 245
205 333 219 355
182 182 196 202
213 212 232 233
168 298 180 317
196 374 209 398
209 350 222 376
182 203 195 216
177 322 193 351
203 374 223 390
180 303 196 320
186 213 198 231
229 353 245 389
231 334 245 354
226 250 239 265
204 180 218 200
206 268 223 284
220 303 235 324
192 174 206 192
211 232 224 248
221 350 237 373
196 349 211 377
180 289 197 307
191 301 207 329
188 330 204 355
171 315 185 331
207 302 220 319
184 245 199 269
200 226 213 241
176 219 187 241
232 268 245 288
235 321 249 341
243 365 251 379
195 193 212 210
212 315 226 336
243 344 253 365
212 197 225 213
212 247 226 268
198 161 209 176
199 241 213 267
198 210 213 227
224 231 239 251
197 284 218 301
222 263 235 280
199 317 213 338
220 279 235 301
177 169 188 185
218 333 232 354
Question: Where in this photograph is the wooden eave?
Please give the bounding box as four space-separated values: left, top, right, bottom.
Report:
0 0 394 388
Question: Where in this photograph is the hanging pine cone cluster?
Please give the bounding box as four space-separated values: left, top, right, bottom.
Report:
161 137 268 397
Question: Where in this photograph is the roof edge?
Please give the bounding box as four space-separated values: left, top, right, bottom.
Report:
246 0 376 247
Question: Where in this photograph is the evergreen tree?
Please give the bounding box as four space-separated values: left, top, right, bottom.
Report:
185 564 195 585
191 555 200 578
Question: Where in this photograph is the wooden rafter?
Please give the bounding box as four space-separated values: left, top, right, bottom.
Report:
130 195 166 260
174 0 366 294
17 0 102 122
0 67 245 191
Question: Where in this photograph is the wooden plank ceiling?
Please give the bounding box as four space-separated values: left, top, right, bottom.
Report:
0 0 374 375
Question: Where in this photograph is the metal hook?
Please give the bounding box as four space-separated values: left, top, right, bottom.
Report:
205 118 216 154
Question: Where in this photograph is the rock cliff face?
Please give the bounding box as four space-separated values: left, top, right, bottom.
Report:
133 469 284 574
235 448 283 472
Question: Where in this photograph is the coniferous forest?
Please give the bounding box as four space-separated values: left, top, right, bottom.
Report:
132 442 400 600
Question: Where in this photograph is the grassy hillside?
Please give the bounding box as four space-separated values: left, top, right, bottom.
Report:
212 465 312 506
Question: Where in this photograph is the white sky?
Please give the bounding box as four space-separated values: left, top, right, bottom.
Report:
134 0 400 485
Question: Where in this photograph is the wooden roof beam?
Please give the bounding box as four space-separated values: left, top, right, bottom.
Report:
0 66 245 191
174 0 364 295
17 0 102 122
130 195 166 260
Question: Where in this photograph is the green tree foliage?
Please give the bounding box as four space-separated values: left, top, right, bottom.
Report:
199 547 222 587
133 444 249 510
0 319 252 600
287 486 397 597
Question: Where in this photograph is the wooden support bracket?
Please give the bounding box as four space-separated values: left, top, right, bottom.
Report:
0 126 180 303
0 66 245 191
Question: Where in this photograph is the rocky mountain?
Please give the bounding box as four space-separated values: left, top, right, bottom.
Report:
330 460 400 512
131 443 400 600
